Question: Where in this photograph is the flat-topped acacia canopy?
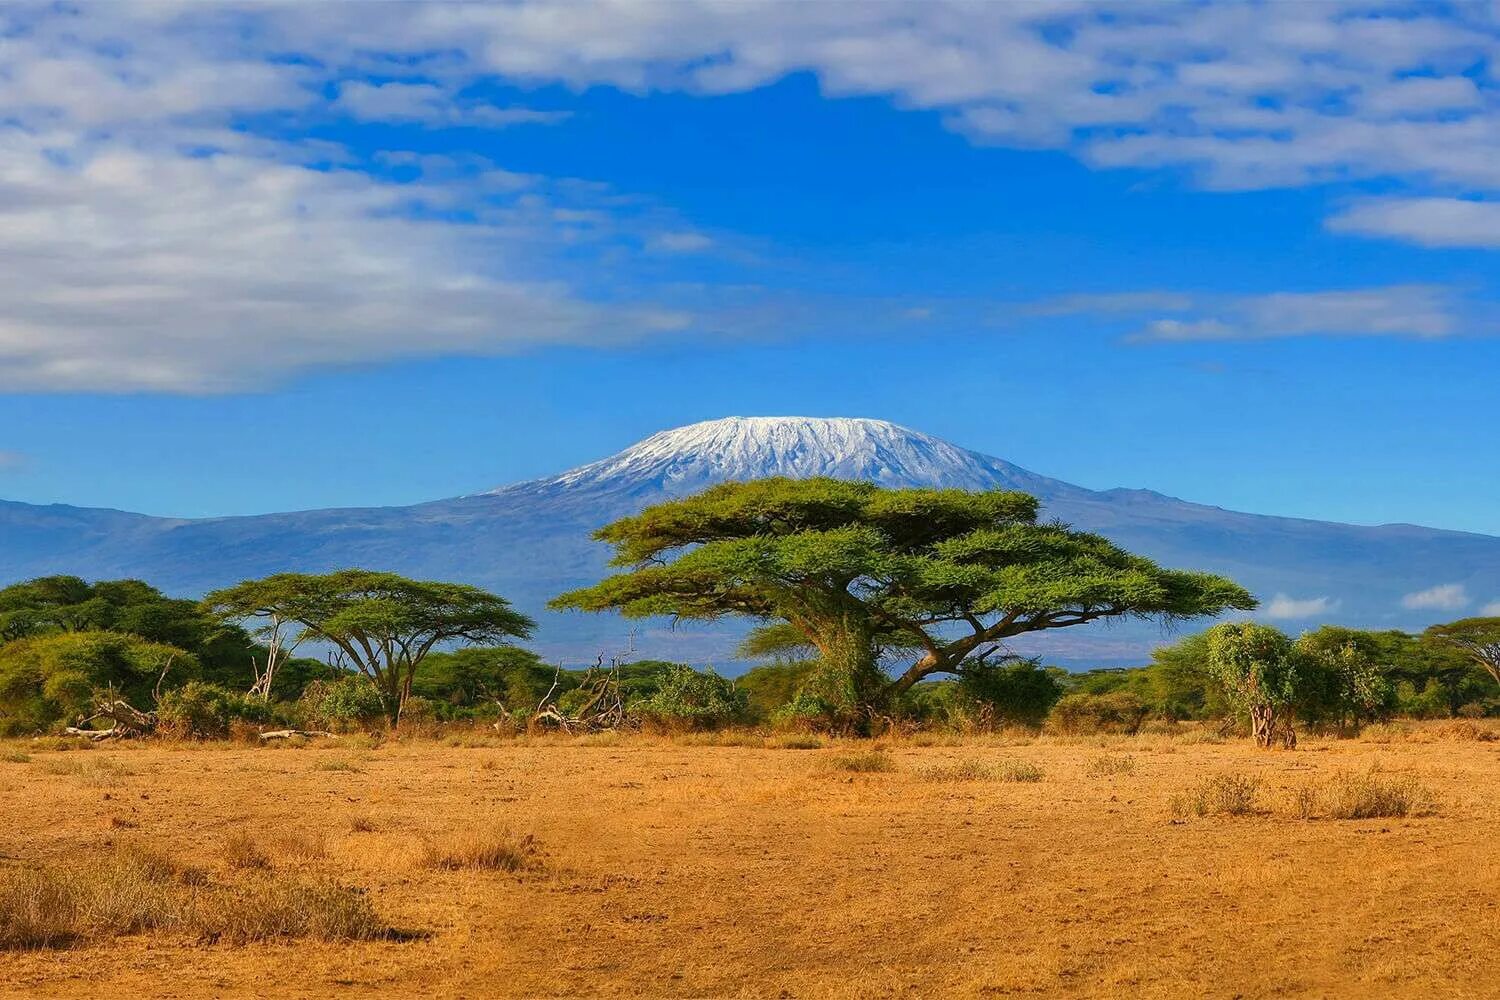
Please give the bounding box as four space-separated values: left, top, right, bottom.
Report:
551 478 1257 713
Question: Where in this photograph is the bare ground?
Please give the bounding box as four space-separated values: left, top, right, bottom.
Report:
0 725 1495 999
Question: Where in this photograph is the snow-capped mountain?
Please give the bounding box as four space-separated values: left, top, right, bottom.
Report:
3 416 1498 666
488 416 1071 495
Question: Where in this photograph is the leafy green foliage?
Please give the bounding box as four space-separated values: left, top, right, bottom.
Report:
1423 617 1500 688
1206 622 1303 747
1293 626 1396 729
297 675 386 731
631 664 748 730
203 571 534 724
0 631 198 736
1046 692 1149 735
553 478 1254 720
952 658 1065 728
157 681 276 739
735 660 820 721
0 575 257 687
413 646 563 719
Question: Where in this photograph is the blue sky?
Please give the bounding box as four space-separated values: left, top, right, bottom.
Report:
1 2 1498 533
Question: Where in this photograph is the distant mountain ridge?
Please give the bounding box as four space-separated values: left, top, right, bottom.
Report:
3 416 1497 667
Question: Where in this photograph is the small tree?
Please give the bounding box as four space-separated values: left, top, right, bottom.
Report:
1205 622 1301 748
552 478 1254 725
202 571 534 725
1423 618 1500 689
1293 626 1395 729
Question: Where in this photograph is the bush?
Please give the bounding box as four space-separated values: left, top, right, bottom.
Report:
157 682 276 739
952 659 1064 729
631 665 748 731
297 675 386 731
395 695 437 735
1299 768 1433 819
770 691 842 733
736 660 819 722
423 828 540 872
1046 692 1149 735
1087 753 1137 777
917 758 1043 782
1171 773 1262 817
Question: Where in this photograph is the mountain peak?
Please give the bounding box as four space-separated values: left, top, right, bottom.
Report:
488 415 1065 497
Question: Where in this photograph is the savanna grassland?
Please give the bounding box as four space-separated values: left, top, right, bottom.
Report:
1 723 1496 999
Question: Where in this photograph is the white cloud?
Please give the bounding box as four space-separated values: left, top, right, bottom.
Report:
1264 594 1338 620
332 81 569 128
1038 285 1467 343
1401 583 1471 611
1481 601 1500 616
1 2 1498 391
1327 198 1500 249
646 231 715 254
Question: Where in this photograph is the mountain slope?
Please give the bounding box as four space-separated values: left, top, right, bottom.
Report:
2 416 1497 666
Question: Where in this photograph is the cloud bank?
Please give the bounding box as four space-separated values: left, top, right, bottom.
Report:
0 2 1496 391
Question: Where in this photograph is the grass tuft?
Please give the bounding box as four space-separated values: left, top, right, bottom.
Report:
1171 773 1262 818
1290 767 1434 820
827 751 895 773
423 828 540 873
915 758 1043 783
1087 754 1137 778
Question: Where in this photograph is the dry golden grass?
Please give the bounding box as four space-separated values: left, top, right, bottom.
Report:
0 723 1496 997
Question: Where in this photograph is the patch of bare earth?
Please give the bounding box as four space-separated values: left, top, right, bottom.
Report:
0 727 1495 998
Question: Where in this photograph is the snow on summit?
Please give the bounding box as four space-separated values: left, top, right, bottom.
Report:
493 416 1050 494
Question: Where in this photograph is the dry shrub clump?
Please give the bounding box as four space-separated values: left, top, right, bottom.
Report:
423 828 541 873
195 876 388 944
827 751 895 773
772 735 823 750
1430 720 1497 743
0 844 390 950
1087 753 1137 778
0 844 393 950
2 749 31 763
1171 773 1262 818
918 758 1043 783
222 831 271 871
1289 767 1435 820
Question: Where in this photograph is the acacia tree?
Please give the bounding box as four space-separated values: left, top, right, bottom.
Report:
551 478 1255 721
203 571 534 724
1423 617 1500 688
1205 622 1302 748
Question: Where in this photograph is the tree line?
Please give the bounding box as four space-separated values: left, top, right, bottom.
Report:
1 478 1495 742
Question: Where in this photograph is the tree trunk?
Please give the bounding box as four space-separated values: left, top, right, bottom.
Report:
1249 704 1276 749
806 620 886 727
1250 703 1296 749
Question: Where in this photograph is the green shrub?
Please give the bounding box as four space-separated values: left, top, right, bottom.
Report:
631 665 748 731
952 659 1064 729
1046 692 1149 735
770 691 842 732
296 675 386 731
735 660 820 722
157 682 275 739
